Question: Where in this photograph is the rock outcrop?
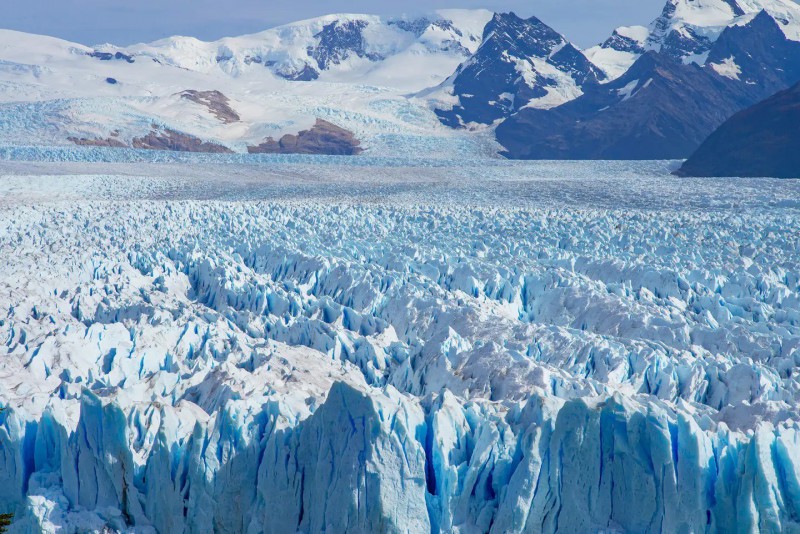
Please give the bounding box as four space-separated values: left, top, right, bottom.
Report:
68 135 127 148
131 127 233 153
179 90 240 124
70 126 233 153
248 119 363 155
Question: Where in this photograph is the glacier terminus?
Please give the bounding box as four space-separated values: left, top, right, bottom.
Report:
1 159 800 533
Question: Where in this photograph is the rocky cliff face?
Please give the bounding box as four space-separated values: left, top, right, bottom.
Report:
71 126 234 153
70 115 363 156
179 90 241 124
131 127 234 153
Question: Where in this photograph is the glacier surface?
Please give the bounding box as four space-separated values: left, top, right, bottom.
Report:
2 158 800 533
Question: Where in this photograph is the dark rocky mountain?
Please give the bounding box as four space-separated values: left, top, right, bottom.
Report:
677 82 800 177
434 12 605 127
706 10 800 96
496 52 752 159
497 10 800 160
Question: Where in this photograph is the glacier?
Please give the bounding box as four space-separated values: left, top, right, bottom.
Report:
2 158 800 532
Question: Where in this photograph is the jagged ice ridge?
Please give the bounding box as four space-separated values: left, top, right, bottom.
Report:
2 165 800 532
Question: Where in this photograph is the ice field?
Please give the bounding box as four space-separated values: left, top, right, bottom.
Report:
2 155 800 532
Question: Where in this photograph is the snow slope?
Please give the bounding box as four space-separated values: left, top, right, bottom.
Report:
0 12 496 157
2 160 800 532
117 10 491 90
585 25 648 79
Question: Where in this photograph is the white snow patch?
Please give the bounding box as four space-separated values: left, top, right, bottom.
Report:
518 58 584 110
617 79 640 101
586 46 639 80
710 55 743 79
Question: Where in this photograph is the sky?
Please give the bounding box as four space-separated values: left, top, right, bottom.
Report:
4 0 666 48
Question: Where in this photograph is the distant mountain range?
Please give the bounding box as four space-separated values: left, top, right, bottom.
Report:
115 11 490 90
495 0 800 160
0 10 498 159
497 8 800 159
0 0 798 169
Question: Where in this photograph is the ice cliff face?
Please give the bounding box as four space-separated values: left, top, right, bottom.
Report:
2 179 800 533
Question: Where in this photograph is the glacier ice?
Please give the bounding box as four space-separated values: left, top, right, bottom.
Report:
2 163 800 532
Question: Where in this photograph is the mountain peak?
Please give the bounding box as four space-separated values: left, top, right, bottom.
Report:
433 12 604 127
647 0 800 61
706 7 800 92
481 11 565 53
602 26 649 54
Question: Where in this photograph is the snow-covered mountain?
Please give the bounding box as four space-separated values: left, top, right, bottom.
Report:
430 12 605 127
426 0 800 136
0 2 799 159
584 26 649 79
498 0 800 160
113 10 491 90
647 0 800 60
0 11 499 158
588 0 800 78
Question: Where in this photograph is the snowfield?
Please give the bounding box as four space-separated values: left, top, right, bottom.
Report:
2 157 800 533
0 12 498 157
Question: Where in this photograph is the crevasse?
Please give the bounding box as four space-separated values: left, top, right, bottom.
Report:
2 198 800 532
